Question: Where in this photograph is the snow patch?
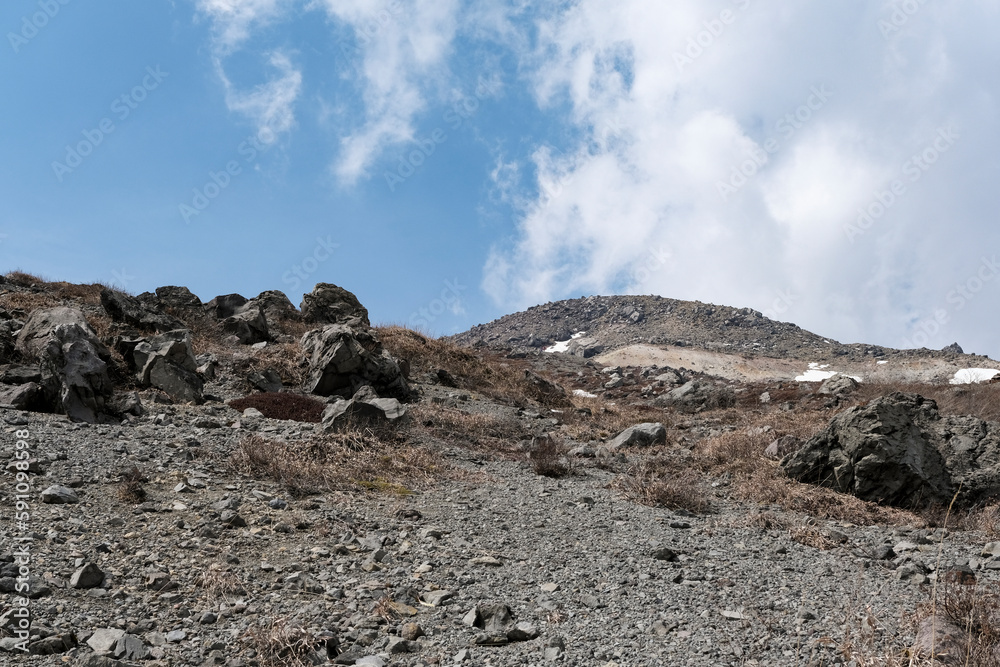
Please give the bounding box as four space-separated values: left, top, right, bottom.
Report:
950 368 1000 385
795 363 862 383
573 389 598 398
545 332 587 353
877 360 889 365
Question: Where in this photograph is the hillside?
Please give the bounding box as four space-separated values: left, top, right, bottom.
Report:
4 272 1000 666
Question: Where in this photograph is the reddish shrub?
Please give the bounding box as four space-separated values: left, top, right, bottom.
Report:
229 393 324 423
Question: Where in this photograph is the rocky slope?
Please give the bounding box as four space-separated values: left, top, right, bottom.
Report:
450 296 996 383
3 273 1000 666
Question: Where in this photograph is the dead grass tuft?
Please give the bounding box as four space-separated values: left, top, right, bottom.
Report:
230 341 308 390
613 453 709 514
229 392 324 422
853 381 1000 423
117 465 148 504
229 431 458 498
411 403 533 456
3 270 48 287
245 619 330 667
529 434 571 478
560 397 669 443
197 563 250 602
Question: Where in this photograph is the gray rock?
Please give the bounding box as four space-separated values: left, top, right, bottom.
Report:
302 325 409 400
222 304 271 345
87 628 125 654
300 283 370 327
249 368 283 393
112 634 149 661
941 342 964 355
0 382 43 410
658 380 735 412
70 563 105 589
203 293 248 319
130 330 203 403
782 392 1000 507
14 306 100 358
608 422 667 450
507 621 539 642
154 285 203 310
100 288 182 332
246 290 301 329
817 374 859 396
77 654 127 666
41 485 79 504
764 435 801 459
321 391 408 431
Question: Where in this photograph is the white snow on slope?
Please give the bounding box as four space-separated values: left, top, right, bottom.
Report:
795 363 861 383
950 368 1000 385
545 332 587 353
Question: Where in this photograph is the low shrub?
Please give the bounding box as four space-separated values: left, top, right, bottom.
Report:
229 392 324 422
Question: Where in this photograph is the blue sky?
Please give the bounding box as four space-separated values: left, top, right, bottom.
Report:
2 1 1000 358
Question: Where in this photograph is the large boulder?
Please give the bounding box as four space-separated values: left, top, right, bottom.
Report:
301 325 408 399
15 307 95 357
155 286 203 310
100 289 183 333
129 330 203 403
300 283 370 327
782 392 1000 507
246 290 301 329
221 305 271 345
321 387 408 430
607 423 667 450
15 308 112 422
656 380 734 412
204 294 248 319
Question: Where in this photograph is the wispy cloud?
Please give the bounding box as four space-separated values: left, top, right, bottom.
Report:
216 50 302 137
198 0 302 140
317 0 461 184
198 0 290 53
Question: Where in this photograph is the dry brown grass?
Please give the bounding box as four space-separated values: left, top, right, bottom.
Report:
376 326 571 408
852 381 1000 422
3 270 48 287
245 619 329 667
197 563 250 602
116 465 148 504
612 453 710 513
410 403 533 456
229 430 458 497
560 396 669 443
529 434 571 478
230 341 308 389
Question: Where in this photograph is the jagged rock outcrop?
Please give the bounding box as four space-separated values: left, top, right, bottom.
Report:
100 289 183 333
655 380 735 412
15 307 112 422
301 325 408 400
606 423 667 450
245 290 300 330
221 305 271 345
120 330 203 403
782 392 1000 507
155 286 203 310
321 386 408 430
301 283 370 327
204 294 248 320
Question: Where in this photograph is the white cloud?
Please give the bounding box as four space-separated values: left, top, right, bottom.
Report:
317 0 461 184
485 0 1000 351
216 51 302 137
198 0 289 52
